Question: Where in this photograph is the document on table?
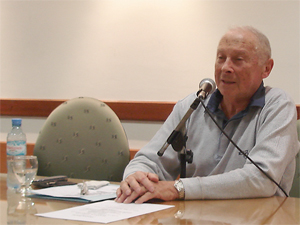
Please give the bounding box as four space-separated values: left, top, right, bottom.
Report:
30 184 118 203
36 200 174 224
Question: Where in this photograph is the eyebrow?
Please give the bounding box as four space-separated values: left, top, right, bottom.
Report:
217 49 248 56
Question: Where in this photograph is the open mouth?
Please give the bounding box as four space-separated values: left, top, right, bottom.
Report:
222 80 235 84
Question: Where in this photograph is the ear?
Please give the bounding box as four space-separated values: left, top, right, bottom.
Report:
262 58 274 79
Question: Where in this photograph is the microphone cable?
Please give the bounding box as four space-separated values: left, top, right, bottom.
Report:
199 98 289 197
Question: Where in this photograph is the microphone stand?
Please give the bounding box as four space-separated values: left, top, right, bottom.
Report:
157 96 202 178
170 126 193 178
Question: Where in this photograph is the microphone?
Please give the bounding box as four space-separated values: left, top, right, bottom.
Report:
197 78 216 99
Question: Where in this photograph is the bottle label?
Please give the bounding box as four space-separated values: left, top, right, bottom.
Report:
7 141 26 156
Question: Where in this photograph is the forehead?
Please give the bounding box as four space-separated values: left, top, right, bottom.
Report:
217 30 258 53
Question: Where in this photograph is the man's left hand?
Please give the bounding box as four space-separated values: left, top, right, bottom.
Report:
116 180 179 204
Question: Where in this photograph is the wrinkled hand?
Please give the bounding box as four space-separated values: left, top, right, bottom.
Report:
115 171 179 204
115 171 158 203
133 180 179 204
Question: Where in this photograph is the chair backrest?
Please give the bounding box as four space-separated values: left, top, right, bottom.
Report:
33 97 129 182
289 120 300 197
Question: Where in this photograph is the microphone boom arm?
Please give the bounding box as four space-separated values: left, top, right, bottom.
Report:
157 97 201 156
157 78 216 178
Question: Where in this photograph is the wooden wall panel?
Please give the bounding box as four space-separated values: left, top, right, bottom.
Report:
0 99 175 122
1 99 299 121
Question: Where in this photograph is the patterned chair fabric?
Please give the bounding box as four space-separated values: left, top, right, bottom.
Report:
34 97 129 182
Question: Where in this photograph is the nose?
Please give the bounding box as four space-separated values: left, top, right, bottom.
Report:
221 58 234 73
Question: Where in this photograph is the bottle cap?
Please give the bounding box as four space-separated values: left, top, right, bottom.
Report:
12 118 22 127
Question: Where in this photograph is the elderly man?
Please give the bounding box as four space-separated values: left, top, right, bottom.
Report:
116 26 300 203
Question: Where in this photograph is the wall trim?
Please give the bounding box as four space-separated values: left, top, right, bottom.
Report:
1 98 299 121
0 98 175 122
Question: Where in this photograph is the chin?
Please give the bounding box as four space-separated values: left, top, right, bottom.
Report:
219 88 237 97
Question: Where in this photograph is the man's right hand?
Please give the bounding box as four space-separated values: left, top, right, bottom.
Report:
115 171 159 203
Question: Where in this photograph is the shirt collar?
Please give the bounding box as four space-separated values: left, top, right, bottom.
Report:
207 81 266 115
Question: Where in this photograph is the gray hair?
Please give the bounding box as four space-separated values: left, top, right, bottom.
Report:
228 26 272 63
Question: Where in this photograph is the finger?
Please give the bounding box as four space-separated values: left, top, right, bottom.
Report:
124 185 148 204
123 172 156 194
115 186 123 202
125 175 143 194
134 191 154 204
120 179 134 196
115 180 133 203
147 173 159 183
123 190 141 204
115 191 129 203
137 173 155 193
115 187 121 199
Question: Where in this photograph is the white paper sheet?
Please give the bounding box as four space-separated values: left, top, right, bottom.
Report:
36 200 174 224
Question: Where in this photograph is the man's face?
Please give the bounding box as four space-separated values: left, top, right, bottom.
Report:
214 30 270 102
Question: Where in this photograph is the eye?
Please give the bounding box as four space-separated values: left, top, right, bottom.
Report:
217 55 225 61
235 57 244 62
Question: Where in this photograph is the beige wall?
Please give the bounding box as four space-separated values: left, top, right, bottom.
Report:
1 0 299 148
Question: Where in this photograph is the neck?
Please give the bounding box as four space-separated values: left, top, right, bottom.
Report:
220 97 250 119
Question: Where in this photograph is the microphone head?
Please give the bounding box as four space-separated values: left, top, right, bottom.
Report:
199 78 216 94
197 78 216 99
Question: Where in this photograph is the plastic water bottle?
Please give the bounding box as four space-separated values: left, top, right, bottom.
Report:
6 118 27 190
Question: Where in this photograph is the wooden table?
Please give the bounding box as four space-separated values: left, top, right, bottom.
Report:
0 173 299 224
